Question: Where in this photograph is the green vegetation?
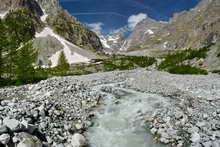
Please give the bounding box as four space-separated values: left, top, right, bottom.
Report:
49 55 156 76
211 70 220 74
157 43 214 75
15 43 38 84
57 51 70 72
0 10 44 87
167 65 208 75
102 55 156 71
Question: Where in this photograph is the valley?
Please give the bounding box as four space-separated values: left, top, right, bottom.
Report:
0 0 220 147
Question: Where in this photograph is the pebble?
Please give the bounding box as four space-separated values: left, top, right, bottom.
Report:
0 69 220 147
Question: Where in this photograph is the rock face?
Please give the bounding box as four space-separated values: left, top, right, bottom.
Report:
98 26 131 52
121 17 167 51
117 0 220 70
125 0 220 54
0 0 43 16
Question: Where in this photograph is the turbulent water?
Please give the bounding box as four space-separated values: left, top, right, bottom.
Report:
86 84 169 147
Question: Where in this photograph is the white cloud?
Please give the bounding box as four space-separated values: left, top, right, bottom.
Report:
87 22 104 34
128 13 147 30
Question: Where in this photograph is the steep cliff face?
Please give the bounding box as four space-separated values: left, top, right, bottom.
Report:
36 0 103 51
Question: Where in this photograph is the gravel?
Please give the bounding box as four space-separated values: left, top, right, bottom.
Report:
0 69 220 147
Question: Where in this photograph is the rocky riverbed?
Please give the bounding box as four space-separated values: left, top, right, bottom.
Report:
0 69 220 147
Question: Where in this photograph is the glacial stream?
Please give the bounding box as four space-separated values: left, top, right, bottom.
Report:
86 85 169 147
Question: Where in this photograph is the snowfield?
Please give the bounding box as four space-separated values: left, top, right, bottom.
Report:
35 27 90 67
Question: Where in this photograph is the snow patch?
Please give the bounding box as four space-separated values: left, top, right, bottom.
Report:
145 29 154 35
100 38 111 48
35 27 90 67
107 35 120 43
0 11 8 19
120 40 129 51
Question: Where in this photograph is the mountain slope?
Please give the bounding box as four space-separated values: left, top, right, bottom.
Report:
0 0 103 67
127 0 220 53
121 0 220 70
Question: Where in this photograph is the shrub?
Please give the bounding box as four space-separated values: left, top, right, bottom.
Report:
167 65 208 75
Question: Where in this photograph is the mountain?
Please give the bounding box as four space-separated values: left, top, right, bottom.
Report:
125 0 220 53
98 26 131 53
120 0 220 70
121 17 167 51
0 0 103 67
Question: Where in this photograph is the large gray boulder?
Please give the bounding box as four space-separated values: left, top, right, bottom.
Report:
16 132 42 147
71 133 86 147
3 117 21 131
0 133 10 145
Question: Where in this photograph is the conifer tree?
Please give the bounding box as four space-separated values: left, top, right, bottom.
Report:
0 19 8 79
15 42 37 83
57 51 70 71
0 20 4 78
4 10 35 78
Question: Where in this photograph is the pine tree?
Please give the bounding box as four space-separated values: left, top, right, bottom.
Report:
4 10 35 78
0 19 8 79
15 42 37 83
57 51 70 71
0 20 4 79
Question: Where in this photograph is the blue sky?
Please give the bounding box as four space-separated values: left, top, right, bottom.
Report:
59 0 200 35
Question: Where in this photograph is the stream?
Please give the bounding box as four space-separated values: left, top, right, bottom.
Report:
86 84 169 147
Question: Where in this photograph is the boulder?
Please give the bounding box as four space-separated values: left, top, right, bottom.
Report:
71 133 86 147
3 117 21 131
0 125 8 134
16 132 42 147
0 133 10 145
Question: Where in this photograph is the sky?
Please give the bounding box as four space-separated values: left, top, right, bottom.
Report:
59 0 201 35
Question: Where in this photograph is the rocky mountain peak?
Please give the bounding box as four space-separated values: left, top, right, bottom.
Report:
120 17 167 51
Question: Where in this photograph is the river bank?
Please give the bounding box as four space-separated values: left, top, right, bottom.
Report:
0 69 220 147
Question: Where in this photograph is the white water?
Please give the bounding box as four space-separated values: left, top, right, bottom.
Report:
87 85 169 147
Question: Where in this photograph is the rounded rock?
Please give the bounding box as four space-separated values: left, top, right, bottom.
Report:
71 133 86 147
0 133 10 145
